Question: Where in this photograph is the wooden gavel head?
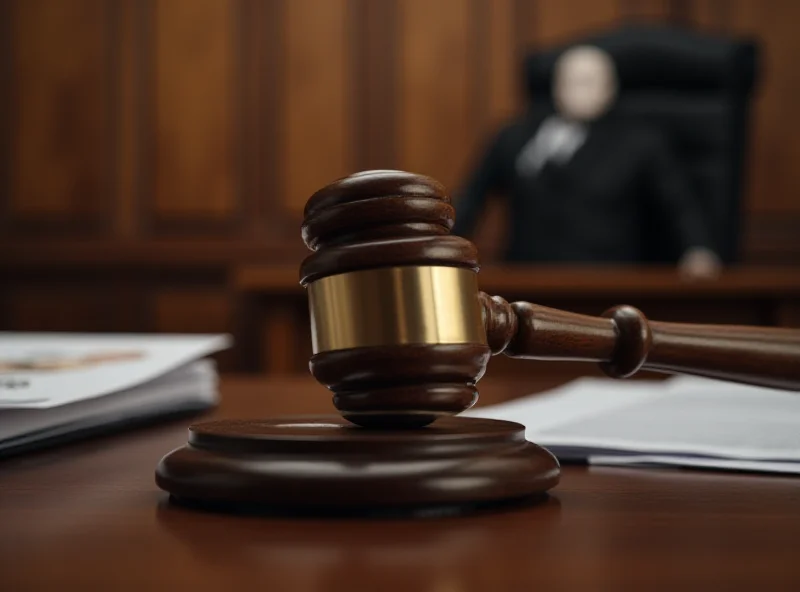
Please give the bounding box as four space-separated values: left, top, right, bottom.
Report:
300 170 492 428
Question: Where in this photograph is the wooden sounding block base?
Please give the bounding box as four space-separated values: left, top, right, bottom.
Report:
156 415 559 515
156 170 800 516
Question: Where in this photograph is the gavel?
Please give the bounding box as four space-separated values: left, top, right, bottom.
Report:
302 170 800 428
156 170 800 516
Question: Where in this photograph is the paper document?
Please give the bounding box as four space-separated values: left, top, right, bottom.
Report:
0 333 231 457
0 332 230 408
466 375 800 474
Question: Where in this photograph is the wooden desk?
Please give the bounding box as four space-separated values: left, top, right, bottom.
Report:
234 265 800 374
2 376 798 591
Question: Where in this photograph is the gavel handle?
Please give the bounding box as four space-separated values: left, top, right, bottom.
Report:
480 293 800 391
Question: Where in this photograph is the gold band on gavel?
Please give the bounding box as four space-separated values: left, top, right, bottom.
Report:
307 266 487 354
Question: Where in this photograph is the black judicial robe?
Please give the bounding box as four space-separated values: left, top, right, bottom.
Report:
452 111 714 263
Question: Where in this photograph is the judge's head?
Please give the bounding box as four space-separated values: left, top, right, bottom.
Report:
553 45 618 122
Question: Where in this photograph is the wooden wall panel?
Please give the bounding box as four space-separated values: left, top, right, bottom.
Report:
532 0 620 46
151 289 234 369
113 0 142 239
4 0 800 371
514 0 539 50
687 0 732 29
152 290 231 334
728 0 800 216
487 0 518 127
398 0 473 194
150 0 238 225
238 0 275 240
8 285 111 332
5 0 800 260
282 0 352 214
352 0 398 171
619 0 671 21
7 0 111 233
724 0 800 262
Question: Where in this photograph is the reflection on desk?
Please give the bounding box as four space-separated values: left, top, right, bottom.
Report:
1 376 799 591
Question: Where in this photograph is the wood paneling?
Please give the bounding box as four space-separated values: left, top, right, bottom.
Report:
687 0 733 29
113 0 142 239
744 215 800 265
514 0 540 51
398 0 473 193
152 288 234 369
620 0 671 21
150 0 238 223
4 0 800 255
8 0 111 233
8 285 111 332
726 0 800 261
283 0 352 213
0 2 7 239
353 0 398 170
238 0 273 239
3 0 800 370
487 0 518 127
152 289 231 335
533 0 619 46
728 0 800 215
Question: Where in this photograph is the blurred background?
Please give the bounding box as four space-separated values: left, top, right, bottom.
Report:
1 0 798 379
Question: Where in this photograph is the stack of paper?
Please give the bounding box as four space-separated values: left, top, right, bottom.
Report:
0 333 231 457
467 375 800 474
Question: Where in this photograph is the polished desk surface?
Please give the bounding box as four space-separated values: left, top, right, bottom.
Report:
2 376 799 591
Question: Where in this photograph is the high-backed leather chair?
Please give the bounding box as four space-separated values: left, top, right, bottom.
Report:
524 25 759 263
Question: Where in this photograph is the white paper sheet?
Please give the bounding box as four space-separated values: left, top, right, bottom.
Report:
466 375 800 475
588 455 800 475
0 332 231 409
0 359 218 442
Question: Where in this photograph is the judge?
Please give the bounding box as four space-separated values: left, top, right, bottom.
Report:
453 45 721 279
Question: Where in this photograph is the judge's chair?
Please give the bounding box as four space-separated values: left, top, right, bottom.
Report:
524 25 759 263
